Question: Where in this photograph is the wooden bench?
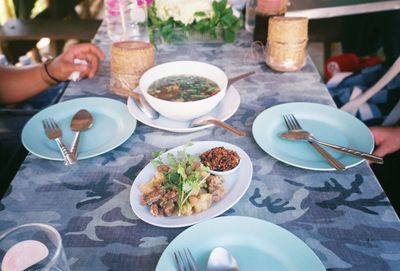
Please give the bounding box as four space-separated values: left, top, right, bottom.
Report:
0 19 101 41
0 19 102 60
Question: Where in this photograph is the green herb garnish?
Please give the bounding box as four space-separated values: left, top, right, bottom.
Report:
152 143 210 215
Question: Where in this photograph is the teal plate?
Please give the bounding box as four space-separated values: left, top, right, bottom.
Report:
156 216 326 271
22 97 137 160
252 102 374 171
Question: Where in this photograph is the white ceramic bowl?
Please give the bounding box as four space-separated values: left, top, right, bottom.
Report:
209 160 241 176
139 61 228 121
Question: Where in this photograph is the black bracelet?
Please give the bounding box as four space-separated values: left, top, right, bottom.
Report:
43 59 65 83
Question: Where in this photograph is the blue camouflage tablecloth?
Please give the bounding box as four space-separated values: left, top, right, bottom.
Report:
1 23 399 271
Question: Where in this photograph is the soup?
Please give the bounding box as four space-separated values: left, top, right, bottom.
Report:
147 75 220 102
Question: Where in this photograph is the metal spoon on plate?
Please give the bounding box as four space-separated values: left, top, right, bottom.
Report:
70 109 94 155
206 247 240 271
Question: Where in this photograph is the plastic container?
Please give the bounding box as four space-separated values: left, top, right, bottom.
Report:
0 54 9 66
105 0 149 42
245 0 257 33
17 55 33 67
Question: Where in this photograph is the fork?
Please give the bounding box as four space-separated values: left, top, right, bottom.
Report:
174 248 200 271
42 118 77 165
283 114 346 170
282 114 384 164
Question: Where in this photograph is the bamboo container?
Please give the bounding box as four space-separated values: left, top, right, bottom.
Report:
265 16 308 72
109 41 154 97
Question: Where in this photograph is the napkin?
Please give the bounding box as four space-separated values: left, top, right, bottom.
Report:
69 58 88 82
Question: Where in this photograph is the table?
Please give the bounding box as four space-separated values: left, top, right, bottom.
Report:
1 22 400 271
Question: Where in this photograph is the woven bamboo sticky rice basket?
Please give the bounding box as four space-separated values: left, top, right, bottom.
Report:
265 16 308 72
109 41 154 97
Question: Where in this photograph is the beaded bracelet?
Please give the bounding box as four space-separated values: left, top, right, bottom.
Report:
43 59 66 84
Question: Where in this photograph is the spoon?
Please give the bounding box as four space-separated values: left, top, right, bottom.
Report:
206 247 240 271
70 109 94 155
131 91 160 120
227 71 255 87
190 116 246 136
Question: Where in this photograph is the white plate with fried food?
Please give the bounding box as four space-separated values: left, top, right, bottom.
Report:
129 141 253 228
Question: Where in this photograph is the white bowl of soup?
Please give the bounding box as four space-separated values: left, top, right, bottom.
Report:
139 61 228 121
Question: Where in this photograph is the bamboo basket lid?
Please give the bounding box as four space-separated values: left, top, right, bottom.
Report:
268 16 308 43
111 41 154 74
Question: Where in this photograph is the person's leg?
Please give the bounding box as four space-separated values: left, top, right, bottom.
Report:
371 151 400 216
0 115 30 197
380 10 400 65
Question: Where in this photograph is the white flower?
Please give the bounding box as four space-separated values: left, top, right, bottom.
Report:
232 7 241 18
154 0 224 25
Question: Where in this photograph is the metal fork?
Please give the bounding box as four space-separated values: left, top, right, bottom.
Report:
283 114 345 170
42 118 77 165
174 248 200 271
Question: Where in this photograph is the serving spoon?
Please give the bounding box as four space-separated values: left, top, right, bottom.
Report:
206 247 240 271
190 115 246 136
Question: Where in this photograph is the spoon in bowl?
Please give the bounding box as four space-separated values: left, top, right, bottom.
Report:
130 91 160 120
206 247 240 271
70 109 94 155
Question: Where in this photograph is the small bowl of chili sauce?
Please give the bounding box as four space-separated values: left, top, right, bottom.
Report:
200 146 241 176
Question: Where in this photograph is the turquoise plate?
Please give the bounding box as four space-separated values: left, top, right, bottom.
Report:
156 216 326 271
252 102 374 171
22 97 137 160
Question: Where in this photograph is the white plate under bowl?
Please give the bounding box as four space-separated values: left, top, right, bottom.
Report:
127 86 240 133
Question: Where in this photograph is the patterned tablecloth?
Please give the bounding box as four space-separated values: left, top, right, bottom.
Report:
1 23 399 271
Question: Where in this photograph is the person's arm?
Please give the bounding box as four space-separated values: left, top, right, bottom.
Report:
0 43 105 105
0 64 50 104
370 125 400 158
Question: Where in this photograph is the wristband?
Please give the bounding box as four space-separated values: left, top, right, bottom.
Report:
43 59 67 83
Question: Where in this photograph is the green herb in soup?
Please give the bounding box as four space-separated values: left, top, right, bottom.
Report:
147 75 220 102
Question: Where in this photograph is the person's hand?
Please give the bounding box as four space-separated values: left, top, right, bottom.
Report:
370 125 400 158
46 43 105 81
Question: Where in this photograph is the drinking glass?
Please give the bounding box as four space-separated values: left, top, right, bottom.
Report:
0 223 70 271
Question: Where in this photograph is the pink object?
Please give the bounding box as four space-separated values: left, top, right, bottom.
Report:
1 240 49 271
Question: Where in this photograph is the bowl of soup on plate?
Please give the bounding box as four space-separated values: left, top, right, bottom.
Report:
139 61 228 121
